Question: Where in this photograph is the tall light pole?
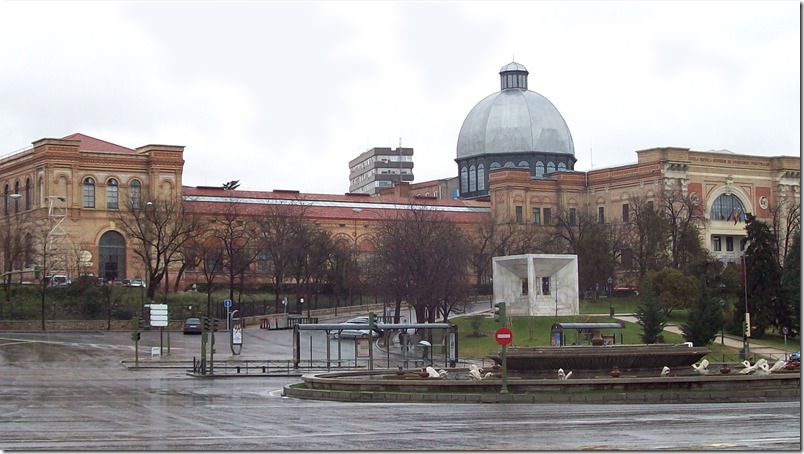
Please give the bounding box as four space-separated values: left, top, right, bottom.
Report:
719 299 726 345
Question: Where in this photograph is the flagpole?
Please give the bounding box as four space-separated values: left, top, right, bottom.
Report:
743 255 749 358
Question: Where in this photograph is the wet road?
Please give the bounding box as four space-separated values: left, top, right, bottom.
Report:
0 330 799 450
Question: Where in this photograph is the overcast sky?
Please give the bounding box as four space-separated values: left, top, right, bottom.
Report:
0 1 799 194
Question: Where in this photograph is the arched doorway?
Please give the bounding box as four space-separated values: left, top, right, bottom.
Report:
99 231 126 282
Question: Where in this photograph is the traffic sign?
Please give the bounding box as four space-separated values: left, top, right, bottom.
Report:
495 327 513 346
224 299 232 308
783 326 789 336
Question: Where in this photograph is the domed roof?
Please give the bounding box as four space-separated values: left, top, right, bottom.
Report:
457 62 575 160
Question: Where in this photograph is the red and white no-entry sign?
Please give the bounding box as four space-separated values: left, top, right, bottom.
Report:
495 327 513 346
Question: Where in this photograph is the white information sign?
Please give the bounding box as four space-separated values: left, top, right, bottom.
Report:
149 304 169 327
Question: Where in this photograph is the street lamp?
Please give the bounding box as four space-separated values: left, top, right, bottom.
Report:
719 299 726 345
607 277 613 318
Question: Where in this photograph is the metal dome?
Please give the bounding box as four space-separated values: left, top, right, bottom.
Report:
456 63 575 160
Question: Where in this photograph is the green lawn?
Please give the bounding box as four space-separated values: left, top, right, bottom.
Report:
452 314 686 359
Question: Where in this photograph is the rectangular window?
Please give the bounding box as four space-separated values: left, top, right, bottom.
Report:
532 208 541 225
569 208 577 226
713 236 722 252
622 204 629 222
542 277 551 295
598 206 605 224
521 279 528 295
740 238 747 251
621 248 633 269
647 200 654 211
544 208 552 225
726 236 734 252
515 206 523 224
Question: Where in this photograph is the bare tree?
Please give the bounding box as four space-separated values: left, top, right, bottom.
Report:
768 197 801 267
254 199 310 313
372 206 471 324
658 184 707 270
112 194 203 300
0 208 34 318
626 196 671 277
211 200 261 305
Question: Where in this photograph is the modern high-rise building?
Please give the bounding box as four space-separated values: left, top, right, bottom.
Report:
348 147 414 195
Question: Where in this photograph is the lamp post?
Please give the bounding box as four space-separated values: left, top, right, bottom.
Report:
607 277 613 318
719 299 726 345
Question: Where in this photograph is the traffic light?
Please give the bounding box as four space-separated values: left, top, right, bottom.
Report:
203 317 212 332
494 302 506 323
131 332 141 342
138 318 145 330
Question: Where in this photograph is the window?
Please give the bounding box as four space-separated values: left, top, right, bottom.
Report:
460 167 468 193
647 200 654 211
713 236 722 252
544 208 552 225
534 161 545 177
83 177 95 208
13 182 19 213
515 206 523 224
532 208 541 225
621 248 633 269
469 165 477 192
710 194 746 221
521 279 528 295
598 206 605 224
477 164 485 191
726 236 734 252
542 277 551 295
518 161 529 168
25 178 31 210
740 238 747 251
557 162 566 171
569 208 577 226
106 179 118 210
547 162 556 173
622 203 629 222
130 180 141 209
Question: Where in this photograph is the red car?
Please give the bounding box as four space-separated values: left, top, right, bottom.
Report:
612 285 638 297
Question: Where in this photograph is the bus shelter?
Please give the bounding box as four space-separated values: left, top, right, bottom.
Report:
550 322 624 346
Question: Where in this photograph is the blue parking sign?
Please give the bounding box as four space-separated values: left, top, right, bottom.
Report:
224 299 232 308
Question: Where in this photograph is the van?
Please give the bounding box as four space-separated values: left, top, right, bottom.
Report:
49 275 71 286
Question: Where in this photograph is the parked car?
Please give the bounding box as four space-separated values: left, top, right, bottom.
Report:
183 317 202 334
333 316 383 339
126 279 146 288
48 275 71 287
612 284 638 297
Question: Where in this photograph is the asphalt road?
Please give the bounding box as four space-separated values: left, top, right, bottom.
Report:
0 329 799 451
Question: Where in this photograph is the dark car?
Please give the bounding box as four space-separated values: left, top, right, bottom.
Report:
183 317 202 334
612 284 639 297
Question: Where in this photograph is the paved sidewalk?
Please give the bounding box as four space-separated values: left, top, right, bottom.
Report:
614 314 798 361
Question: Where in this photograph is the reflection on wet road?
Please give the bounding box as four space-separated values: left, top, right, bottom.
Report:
0 331 799 450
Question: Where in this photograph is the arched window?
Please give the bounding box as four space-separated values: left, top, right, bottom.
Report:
558 162 567 171
460 167 468 193
469 165 477 192
83 177 95 208
534 161 545 177
490 162 501 170
13 181 19 213
25 178 31 210
547 162 556 173
518 161 529 168
106 178 118 210
130 180 141 209
99 231 126 281
710 194 746 221
504 161 515 168
477 164 485 191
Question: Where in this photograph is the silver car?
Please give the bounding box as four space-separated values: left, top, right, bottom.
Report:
333 316 381 339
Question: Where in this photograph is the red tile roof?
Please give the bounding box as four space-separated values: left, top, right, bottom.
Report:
62 133 136 154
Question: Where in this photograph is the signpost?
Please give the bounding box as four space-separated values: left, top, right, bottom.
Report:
148 304 169 356
495 302 510 394
224 299 232 331
230 309 242 355
495 327 513 345
783 326 789 360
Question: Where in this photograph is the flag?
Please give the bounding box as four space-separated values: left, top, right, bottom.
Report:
726 210 732 222
733 208 740 225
